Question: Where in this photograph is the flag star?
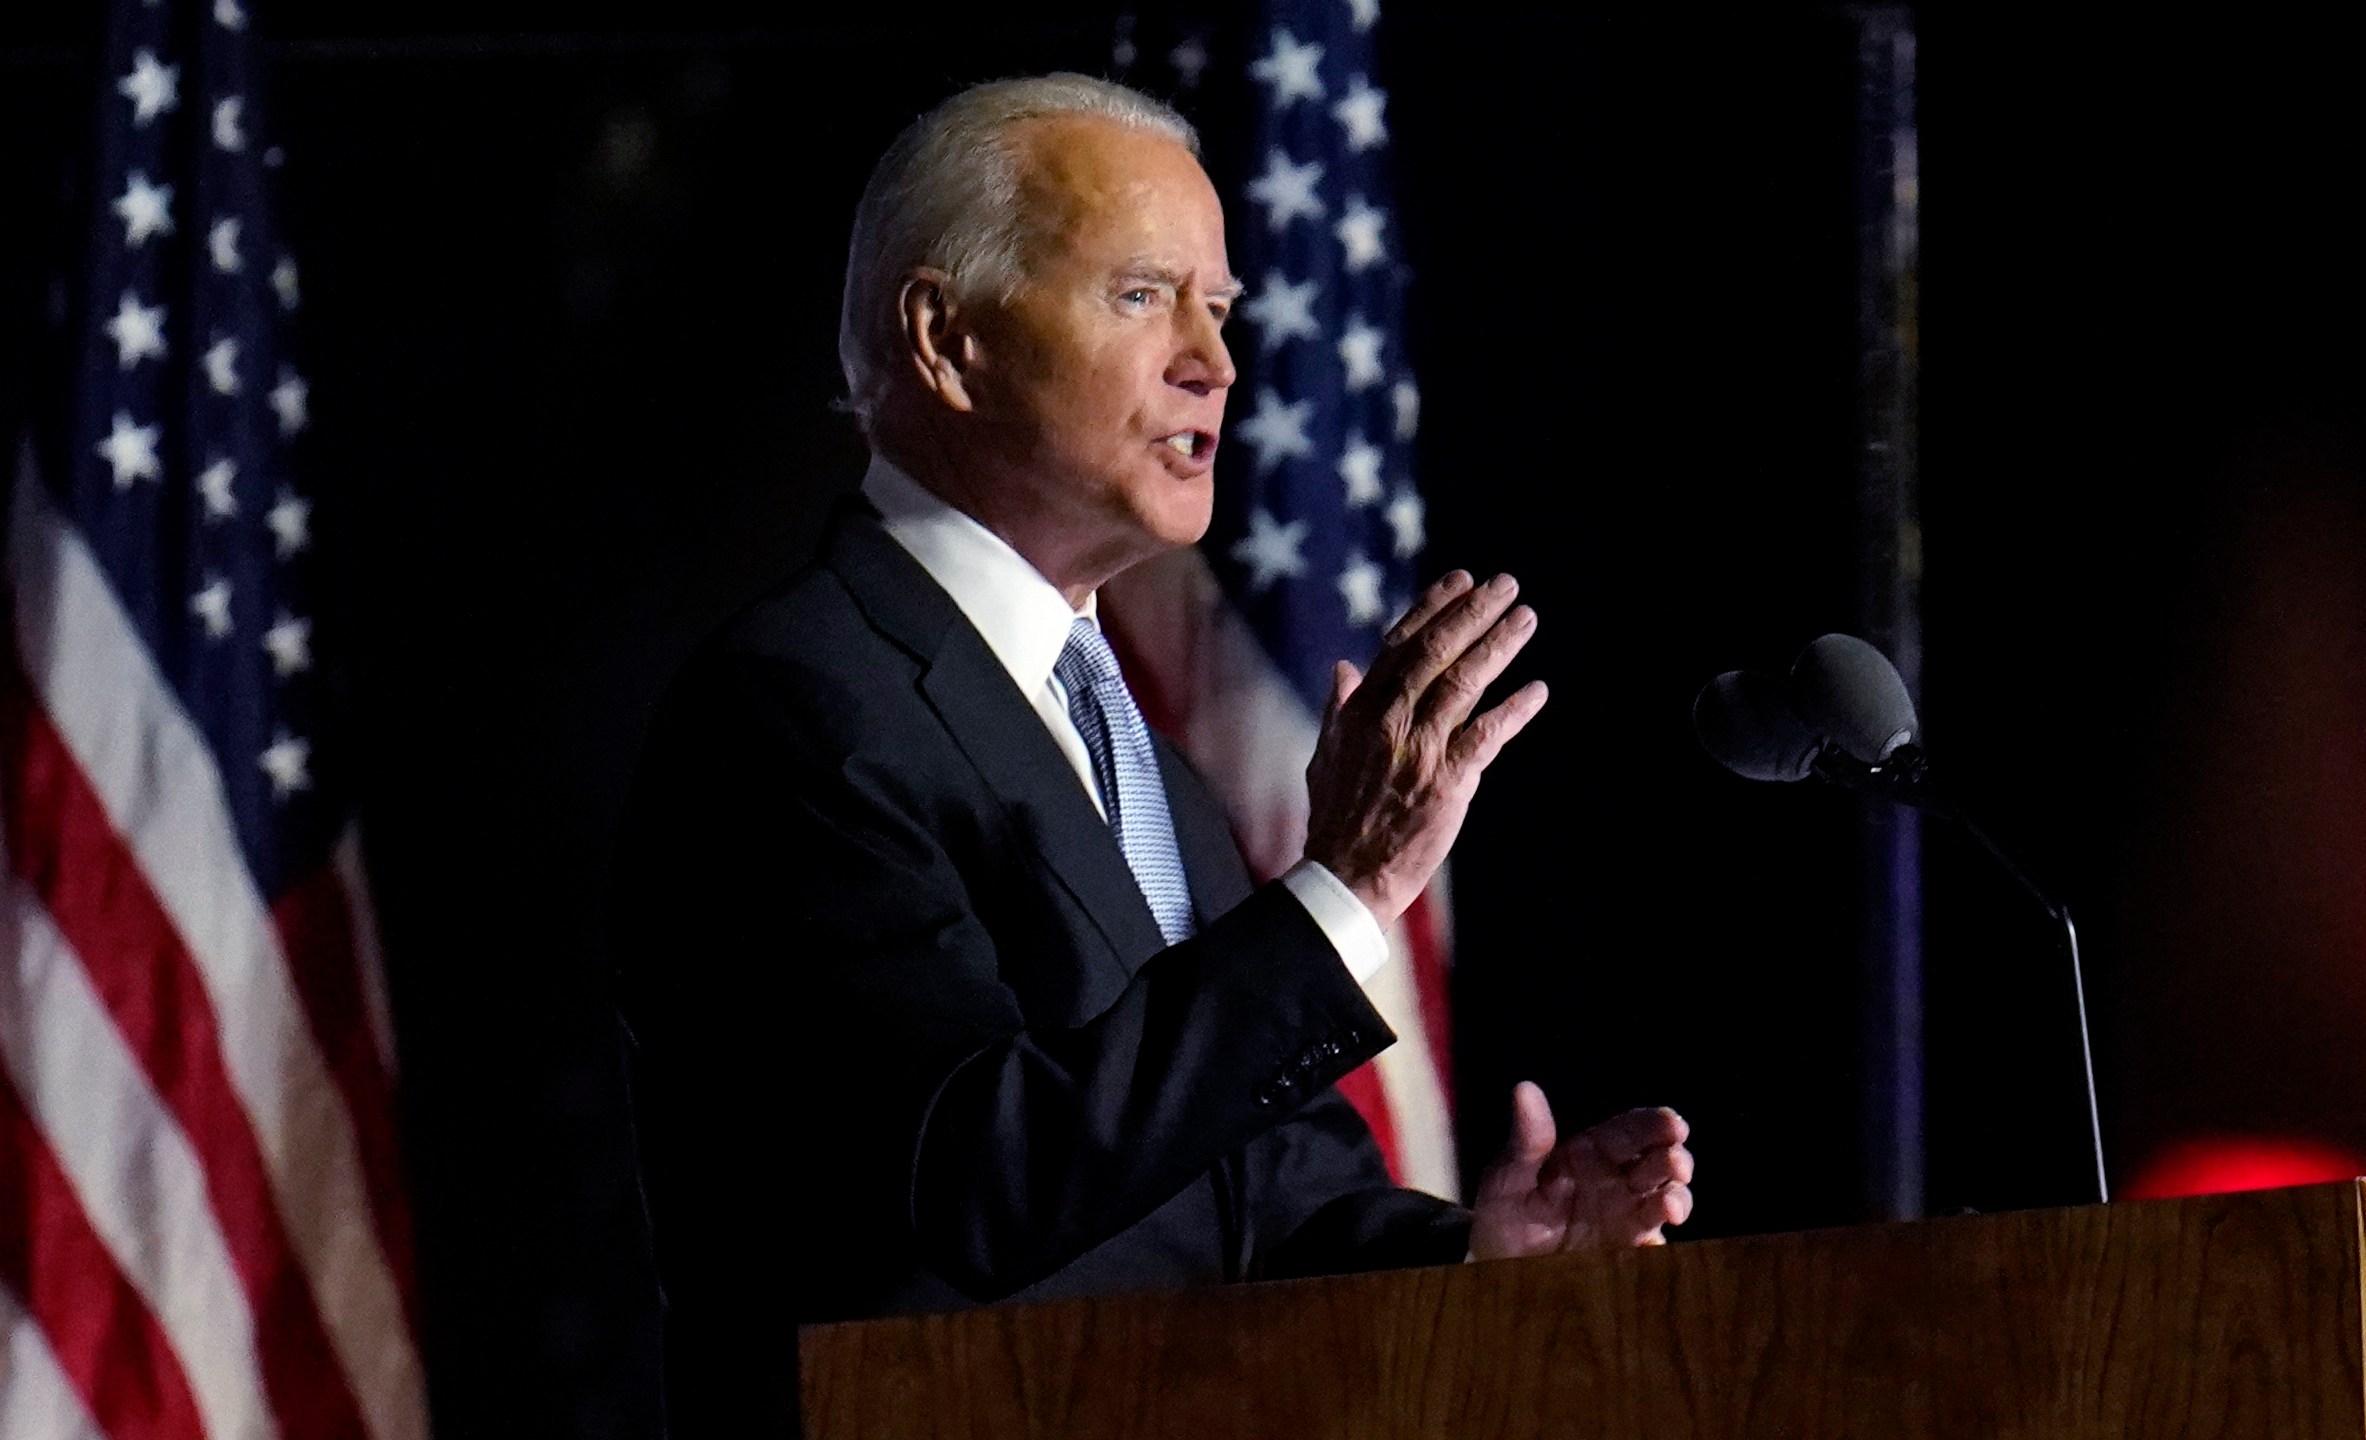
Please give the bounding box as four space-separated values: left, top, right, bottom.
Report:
104 291 168 369
1332 76 1390 153
271 256 300 310
1337 435 1385 507
113 172 176 248
1391 379 1421 440
1169 36 1209 89
270 369 309 435
263 613 313 677
1334 196 1389 272
1250 28 1326 107
1110 32 1136 70
1347 0 1382 30
190 576 234 638
1245 149 1326 232
1385 489 1427 558
1243 273 1321 352
267 490 311 557
209 216 242 272
212 96 246 152
1338 552 1386 626
1336 316 1386 391
117 50 180 126
1234 388 1316 474
203 336 241 395
197 457 239 518
1230 508 1310 592
259 731 311 799
94 412 163 488
214 0 249 30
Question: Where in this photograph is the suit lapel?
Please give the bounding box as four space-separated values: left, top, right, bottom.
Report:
823 501 1171 971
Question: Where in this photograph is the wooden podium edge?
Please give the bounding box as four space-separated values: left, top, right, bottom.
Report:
801 1180 2366 1439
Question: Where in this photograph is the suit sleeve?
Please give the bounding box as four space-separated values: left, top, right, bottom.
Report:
620 649 1395 1306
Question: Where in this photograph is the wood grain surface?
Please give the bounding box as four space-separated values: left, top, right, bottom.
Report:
800 1180 2366 1439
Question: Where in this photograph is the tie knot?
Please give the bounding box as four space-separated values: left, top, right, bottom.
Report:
1055 618 1126 696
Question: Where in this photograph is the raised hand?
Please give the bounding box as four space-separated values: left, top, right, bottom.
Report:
1303 570 1547 928
1469 1082 1694 1261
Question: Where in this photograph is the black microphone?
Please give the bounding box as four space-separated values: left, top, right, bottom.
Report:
1691 670 1819 782
1691 634 2110 1206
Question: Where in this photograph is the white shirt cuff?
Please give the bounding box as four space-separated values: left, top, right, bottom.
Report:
1280 860 1391 985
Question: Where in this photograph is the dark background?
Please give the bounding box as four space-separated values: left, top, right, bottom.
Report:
5 4 2364 1436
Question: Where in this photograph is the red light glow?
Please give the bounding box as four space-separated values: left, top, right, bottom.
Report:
2124 1135 2366 1200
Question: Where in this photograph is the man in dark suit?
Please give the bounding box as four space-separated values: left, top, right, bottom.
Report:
618 74 1692 1431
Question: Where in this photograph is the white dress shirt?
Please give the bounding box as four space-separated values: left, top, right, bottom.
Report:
862 456 1391 986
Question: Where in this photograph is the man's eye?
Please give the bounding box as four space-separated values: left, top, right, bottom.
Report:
1210 304 1232 326
1120 288 1157 307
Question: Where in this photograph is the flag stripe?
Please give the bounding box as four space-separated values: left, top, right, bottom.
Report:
271 861 419 1333
0 1068 209 1440
332 828 402 1079
1401 885 1454 1113
0 865 278 1440
0 652 370 1440
8 476 426 1440
0 1282 113 1440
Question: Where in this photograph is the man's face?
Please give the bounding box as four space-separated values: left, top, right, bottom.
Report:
959 116 1239 584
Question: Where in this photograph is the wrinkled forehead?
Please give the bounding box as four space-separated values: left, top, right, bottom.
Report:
1005 115 1228 273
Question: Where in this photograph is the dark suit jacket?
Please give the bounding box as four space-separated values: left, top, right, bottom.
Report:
616 498 1470 1430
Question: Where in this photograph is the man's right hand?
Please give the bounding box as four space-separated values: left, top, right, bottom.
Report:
1302 569 1547 928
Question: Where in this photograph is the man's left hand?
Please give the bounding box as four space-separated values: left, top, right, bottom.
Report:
1468 1082 1693 1261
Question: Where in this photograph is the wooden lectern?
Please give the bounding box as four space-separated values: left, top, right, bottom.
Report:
802 1179 2366 1438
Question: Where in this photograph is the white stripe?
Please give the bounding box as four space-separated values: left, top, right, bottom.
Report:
8 466 428 1440
332 826 400 1078
0 879 279 1440
0 1282 111 1440
1102 549 1461 1196
1368 922 1460 1201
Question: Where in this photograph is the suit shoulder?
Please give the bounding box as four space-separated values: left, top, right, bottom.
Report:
656 563 915 759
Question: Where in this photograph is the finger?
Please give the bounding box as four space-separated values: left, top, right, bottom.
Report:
1622 1143 1695 1193
1324 660 1364 726
1642 1181 1694 1230
1444 680 1549 779
1581 1106 1690 1162
1475 1081 1558 1203
1382 570 1475 648
1507 1080 1557 1167
1418 604 1538 732
1386 572 1522 701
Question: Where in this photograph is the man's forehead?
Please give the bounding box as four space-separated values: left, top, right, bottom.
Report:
1009 115 1218 225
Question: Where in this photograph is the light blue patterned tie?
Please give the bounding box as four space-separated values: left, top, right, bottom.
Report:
1054 618 1196 944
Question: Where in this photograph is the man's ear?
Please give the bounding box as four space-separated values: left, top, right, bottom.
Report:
898 269 978 414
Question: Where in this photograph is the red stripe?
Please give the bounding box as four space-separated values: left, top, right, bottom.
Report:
1334 1060 1402 1182
0 1061 208 1440
1400 887 1456 1116
0 655 373 1440
272 866 419 1333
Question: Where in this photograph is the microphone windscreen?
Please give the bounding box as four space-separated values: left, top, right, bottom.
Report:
1693 670 1820 781
1790 634 1918 763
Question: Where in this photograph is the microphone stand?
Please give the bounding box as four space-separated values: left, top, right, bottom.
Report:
1813 744 2110 1205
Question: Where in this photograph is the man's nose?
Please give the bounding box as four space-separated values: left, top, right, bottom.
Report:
1168 311 1237 396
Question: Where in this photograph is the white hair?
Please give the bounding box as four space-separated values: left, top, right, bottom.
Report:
837 74 1199 434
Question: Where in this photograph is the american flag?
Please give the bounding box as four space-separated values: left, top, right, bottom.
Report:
1104 0 1458 1198
0 3 427 1438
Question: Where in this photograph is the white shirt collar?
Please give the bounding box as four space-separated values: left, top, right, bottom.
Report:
862 454 1093 698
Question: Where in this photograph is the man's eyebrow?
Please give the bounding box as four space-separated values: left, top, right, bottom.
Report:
1119 261 1247 301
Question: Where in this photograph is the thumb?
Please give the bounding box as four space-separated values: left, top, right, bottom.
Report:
1482 1081 1556 1197
1324 660 1363 725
